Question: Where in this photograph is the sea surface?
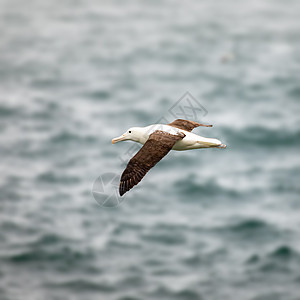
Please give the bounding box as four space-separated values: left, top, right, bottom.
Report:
1 0 300 299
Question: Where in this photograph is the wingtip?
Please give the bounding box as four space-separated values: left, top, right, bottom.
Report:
199 123 213 127
119 183 127 196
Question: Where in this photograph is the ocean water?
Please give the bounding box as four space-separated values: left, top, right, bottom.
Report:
1 0 300 299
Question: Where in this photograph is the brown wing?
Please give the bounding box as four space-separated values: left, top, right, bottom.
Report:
168 119 212 132
119 130 185 196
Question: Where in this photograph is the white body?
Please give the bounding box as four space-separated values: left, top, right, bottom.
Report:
140 124 223 150
112 124 226 150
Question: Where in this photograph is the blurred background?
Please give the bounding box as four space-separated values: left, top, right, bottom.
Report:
0 0 300 299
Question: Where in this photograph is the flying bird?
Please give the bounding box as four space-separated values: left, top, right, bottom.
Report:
112 119 226 196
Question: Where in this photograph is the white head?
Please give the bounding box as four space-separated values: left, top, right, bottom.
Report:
112 127 143 144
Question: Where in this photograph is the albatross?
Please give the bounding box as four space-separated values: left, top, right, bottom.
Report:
112 119 226 196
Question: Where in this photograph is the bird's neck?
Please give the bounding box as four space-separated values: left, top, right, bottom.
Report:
135 127 150 145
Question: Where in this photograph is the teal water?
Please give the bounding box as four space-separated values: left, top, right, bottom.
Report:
1 0 300 299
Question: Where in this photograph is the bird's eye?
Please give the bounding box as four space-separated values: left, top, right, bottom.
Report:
129 131 131 133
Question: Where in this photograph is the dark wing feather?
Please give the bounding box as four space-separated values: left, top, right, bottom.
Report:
119 130 185 196
168 119 212 132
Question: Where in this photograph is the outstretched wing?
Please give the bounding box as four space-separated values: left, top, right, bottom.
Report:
168 119 212 132
119 130 185 196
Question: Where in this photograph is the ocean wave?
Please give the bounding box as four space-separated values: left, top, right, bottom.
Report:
117 296 142 300
36 171 80 184
118 274 145 289
141 231 187 245
49 131 97 144
7 245 94 264
212 218 284 245
249 245 300 275
174 176 240 198
226 219 268 232
112 221 144 235
271 167 300 194
150 286 201 300
30 233 69 246
0 105 19 117
288 86 300 98
46 279 115 292
85 89 111 101
246 245 300 271
221 126 300 147
107 239 142 250
181 253 202 266
269 245 299 260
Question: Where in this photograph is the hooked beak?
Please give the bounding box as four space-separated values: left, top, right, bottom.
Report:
112 134 126 144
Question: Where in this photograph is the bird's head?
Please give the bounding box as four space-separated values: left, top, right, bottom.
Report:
112 127 142 144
